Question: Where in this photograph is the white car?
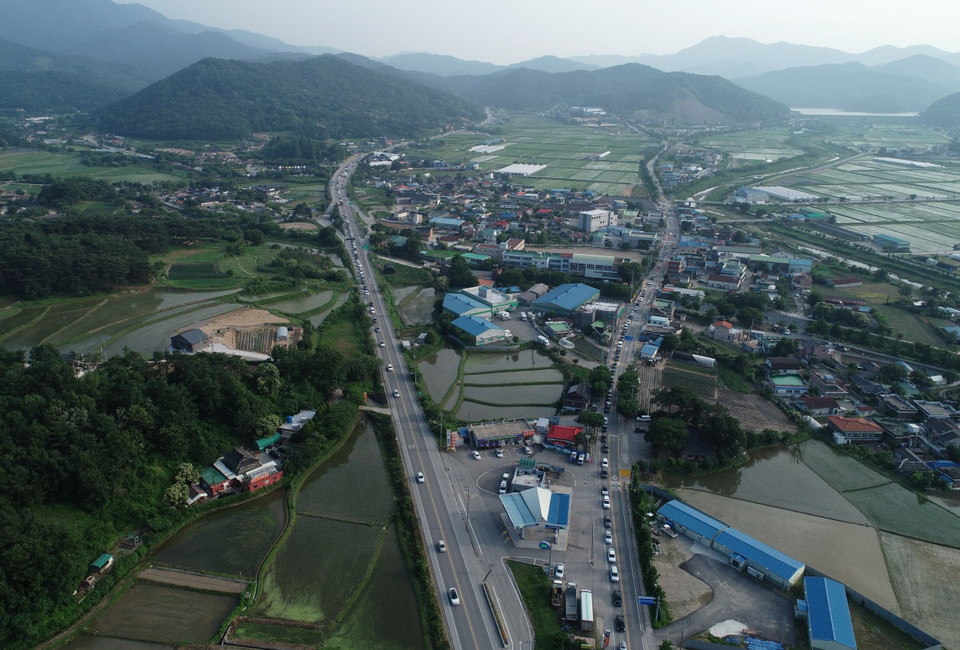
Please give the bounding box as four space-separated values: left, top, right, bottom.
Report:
448 587 461 606
495 448 504 458
605 530 613 544
393 389 400 398
554 563 565 579
379 340 385 347
416 472 425 483
386 363 393 372
610 565 620 582
608 547 617 563
601 458 609 469
437 539 447 553
471 451 481 460
603 495 611 509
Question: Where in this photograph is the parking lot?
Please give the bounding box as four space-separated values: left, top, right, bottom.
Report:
450 440 634 645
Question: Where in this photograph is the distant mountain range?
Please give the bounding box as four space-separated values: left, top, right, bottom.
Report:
4 0 960 124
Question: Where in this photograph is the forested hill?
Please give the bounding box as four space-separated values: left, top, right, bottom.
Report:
433 63 790 124
921 91 960 127
96 55 484 140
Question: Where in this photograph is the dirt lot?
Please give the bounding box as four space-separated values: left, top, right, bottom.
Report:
139 567 248 594
653 535 712 620
716 389 798 433
880 532 960 649
196 306 299 352
278 221 318 231
677 489 899 613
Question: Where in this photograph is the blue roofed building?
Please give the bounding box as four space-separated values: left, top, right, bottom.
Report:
443 292 491 318
532 283 600 315
429 216 467 231
804 577 857 650
712 528 805 589
500 487 570 538
656 500 729 546
873 233 910 251
451 315 509 347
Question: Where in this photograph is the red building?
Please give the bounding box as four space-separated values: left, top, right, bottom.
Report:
546 424 583 448
244 464 284 492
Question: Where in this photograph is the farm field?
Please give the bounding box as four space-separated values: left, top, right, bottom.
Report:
91 583 236 644
699 127 805 161
0 148 185 183
153 489 286 576
842 482 960 548
410 114 654 195
270 290 335 315
661 363 717 401
397 287 436 325
716 389 798 434
677 489 899 614
799 439 891 492
880 532 960 649
666 446 868 524
819 120 952 150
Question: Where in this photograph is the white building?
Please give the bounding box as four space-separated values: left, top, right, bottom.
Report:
578 209 617 233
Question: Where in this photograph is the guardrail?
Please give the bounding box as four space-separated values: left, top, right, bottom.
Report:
481 581 510 648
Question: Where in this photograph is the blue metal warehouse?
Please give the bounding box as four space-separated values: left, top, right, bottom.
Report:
656 499 728 545
803 576 857 650
712 528 805 589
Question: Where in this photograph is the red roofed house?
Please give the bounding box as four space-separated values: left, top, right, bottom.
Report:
827 416 883 445
708 320 741 342
546 424 584 448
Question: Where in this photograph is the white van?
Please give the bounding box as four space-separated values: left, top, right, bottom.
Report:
498 480 508 494
610 565 620 582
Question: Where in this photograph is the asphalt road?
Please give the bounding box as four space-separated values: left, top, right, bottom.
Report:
328 157 678 650
331 158 515 649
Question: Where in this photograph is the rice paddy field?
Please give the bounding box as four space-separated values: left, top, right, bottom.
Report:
411 114 655 194
818 120 953 150
0 148 186 184
699 127 805 162
779 157 960 253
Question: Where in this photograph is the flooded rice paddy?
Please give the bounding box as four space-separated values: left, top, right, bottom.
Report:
464 367 562 385
307 292 349 326
418 348 461 403
464 348 554 372
398 287 436 325
271 290 335 315
90 583 236 645
153 489 286 576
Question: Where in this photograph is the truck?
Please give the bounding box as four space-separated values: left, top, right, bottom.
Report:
536 334 550 347
550 580 564 608
579 589 594 633
565 582 579 622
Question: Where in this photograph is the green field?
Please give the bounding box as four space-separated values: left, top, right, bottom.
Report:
662 364 717 400
507 561 567 650
700 127 805 161
409 114 655 195
843 482 960 547
799 440 892 492
0 148 185 183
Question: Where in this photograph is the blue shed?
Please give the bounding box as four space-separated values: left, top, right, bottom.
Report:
712 528 805 589
804 576 857 650
656 500 728 546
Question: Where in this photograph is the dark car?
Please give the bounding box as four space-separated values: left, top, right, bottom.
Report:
612 589 623 606
615 614 626 632
600 435 607 443
601 469 609 479
603 515 612 528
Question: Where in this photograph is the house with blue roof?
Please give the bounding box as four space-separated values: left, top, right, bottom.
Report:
451 315 509 347
657 500 728 545
532 283 600 315
712 528 805 589
803 577 857 650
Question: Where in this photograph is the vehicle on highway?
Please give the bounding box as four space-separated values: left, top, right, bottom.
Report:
471 451 481 460
601 469 609 479
554 563 565 579
386 363 393 372
618 641 627 650
615 614 625 632
605 530 612 544
607 547 617 563
437 539 446 553
601 485 609 496
393 389 400 398
602 495 611 509
610 565 620 582
379 340 385 347
612 589 622 606
604 515 612 528
601 457 609 468
447 587 460 606
416 472 425 483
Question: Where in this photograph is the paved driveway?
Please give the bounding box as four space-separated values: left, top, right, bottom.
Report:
655 552 798 646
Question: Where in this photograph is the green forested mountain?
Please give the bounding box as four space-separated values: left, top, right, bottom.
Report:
0 70 126 112
96 55 483 140
921 91 960 127
432 63 789 124
735 59 960 112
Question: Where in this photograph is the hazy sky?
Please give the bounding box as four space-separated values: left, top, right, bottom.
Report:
117 0 958 64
